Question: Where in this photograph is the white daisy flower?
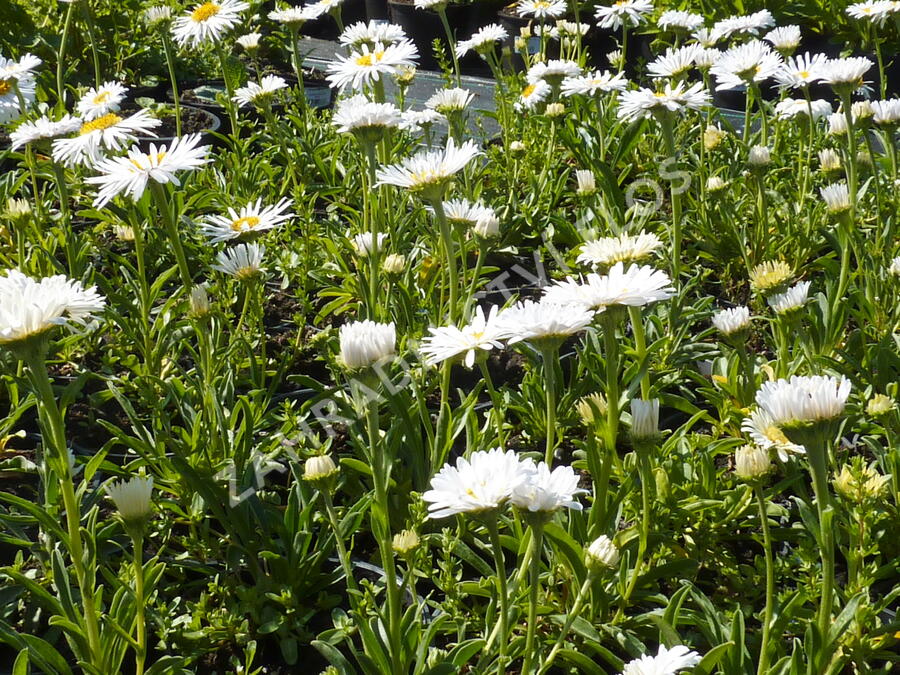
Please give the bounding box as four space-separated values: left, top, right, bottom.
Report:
420 305 506 367
562 69 628 97
511 460 587 512
495 299 595 344
326 40 419 92
819 56 873 88
748 145 771 166
10 114 81 150
616 81 710 121
269 4 321 26
819 182 851 213
887 256 900 276
527 59 582 85
554 20 591 38
576 232 662 267
847 1 897 26
144 5 174 26
236 32 262 51
774 52 828 90
630 398 659 440
742 407 806 461
425 87 474 114
76 81 128 120
172 0 250 47
693 47 720 70
710 40 783 92
691 27 719 47
413 0 446 8
587 535 620 568
52 110 162 167
818 148 841 171
754 375 851 427
767 280 811 314
339 319 396 369
333 94 401 135
350 232 388 257
647 44 701 79
0 70 35 124
543 262 675 312
621 645 701 675
424 448 535 519
199 197 293 243
658 10 704 31
106 476 154 523
515 80 552 111
232 75 288 107
0 269 106 347
774 98 832 120
374 137 480 197
517 0 567 20
594 0 654 30
0 53 41 81
828 111 849 135
339 20 407 48
434 197 495 226
764 25 802 51
871 98 900 125
711 10 775 42
575 169 596 194
213 242 266 280
399 108 445 131
456 23 508 58
712 306 751 336
85 134 211 208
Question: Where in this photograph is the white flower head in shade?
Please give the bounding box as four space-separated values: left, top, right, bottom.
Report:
543 262 674 312
587 535 620 568
765 25 802 51
620 645 702 675
742 407 805 461
76 81 128 120
0 53 41 81
434 198 495 226
767 280 810 314
693 47 720 70
576 232 663 268
820 56 873 89
748 145 771 166
350 232 388 257
0 270 106 348
828 112 849 135
887 256 900 276
0 57 36 124
473 212 500 239
420 304 506 367
691 27 719 48
414 0 447 8
106 476 154 524
710 10 775 41
374 137 480 200
706 175 727 192
339 320 396 369
172 0 250 47
630 398 660 443
575 169 596 194
326 40 419 92
647 44 700 79
847 1 897 26
423 448 534 519
517 0 567 20
511 460 587 513
774 52 828 90
516 80 552 111
712 306 751 336
561 69 628 97
399 108 445 132
144 5 174 26
51 109 161 167
871 98 900 126
199 197 293 243
594 0 654 30
456 23 508 58
495 299 594 346
774 98 832 120
734 444 773 480
213 242 266 280
819 148 841 171
754 375 851 430
339 20 407 48
333 95 401 138
658 10 704 31
527 59 582 86
233 75 288 107
425 87 474 114
236 32 261 50
269 4 320 26
820 182 851 213
10 114 81 150
617 82 710 121
710 40 783 91
85 134 211 208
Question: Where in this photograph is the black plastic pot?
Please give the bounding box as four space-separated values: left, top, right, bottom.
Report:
365 0 389 20
138 104 221 150
301 0 368 40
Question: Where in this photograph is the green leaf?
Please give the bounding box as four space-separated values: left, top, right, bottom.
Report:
558 648 609 674
692 641 734 675
312 640 356 675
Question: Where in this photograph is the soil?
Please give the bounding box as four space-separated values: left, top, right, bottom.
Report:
121 103 217 139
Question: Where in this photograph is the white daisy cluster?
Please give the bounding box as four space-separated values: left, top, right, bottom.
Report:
543 262 675 313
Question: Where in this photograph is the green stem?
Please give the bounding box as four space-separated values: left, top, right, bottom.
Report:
628 306 649 399
806 435 836 644
437 7 461 86
131 531 147 675
148 181 192 290
539 573 595 674
214 41 239 136
56 3 75 109
755 488 774 675
323 491 360 598
79 0 102 88
289 27 307 103
521 522 544 675
161 33 182 137
431 198 458 323
478 359 505 446
486 516 510 675
840 91 859 222
620 452 652 613
659 114 682 279
540 345 558 466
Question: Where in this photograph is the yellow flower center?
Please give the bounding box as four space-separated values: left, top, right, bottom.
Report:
765 425 790 445
410 169 441 185
129 152 165 170
93 91 111 104
191 2 221 22
231 216 260 231
534 1 550 8
799 70 810 79
355 50 385 66
522 83 537 97
0 79 11 96
79 113 123 135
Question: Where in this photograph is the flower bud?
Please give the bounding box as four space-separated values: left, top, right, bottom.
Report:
189 284 210 318
382 253 407 275
510 140 526 156
748 145 771 167
473 214 500 239
106 476 154 526
4 197 32 224
734 445 771 480
545 102 565 118
833 462 890 502
706 175 727 192
304 455 339 492
866 393 895 417
576 392 607 426
392 529 420 555
703 125 726 150
818 148 841 173
575 169 596 195
630 398 660 444
586 535 620 569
